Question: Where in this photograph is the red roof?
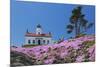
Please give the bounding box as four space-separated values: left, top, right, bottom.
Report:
25 33 52 37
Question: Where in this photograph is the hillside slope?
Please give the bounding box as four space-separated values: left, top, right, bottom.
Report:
11 35 95 66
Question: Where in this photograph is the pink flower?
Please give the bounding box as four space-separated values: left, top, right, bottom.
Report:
44 58 54 64
76 55 84 62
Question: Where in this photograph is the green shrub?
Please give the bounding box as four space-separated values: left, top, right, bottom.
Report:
76 33 86 38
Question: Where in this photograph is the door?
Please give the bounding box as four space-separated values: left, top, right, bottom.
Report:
38 40 41 45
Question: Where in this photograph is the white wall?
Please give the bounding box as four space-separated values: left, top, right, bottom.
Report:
25 36 52 45
36 28 42 34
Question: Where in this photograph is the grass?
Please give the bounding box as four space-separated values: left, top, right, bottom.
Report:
22 44 37 48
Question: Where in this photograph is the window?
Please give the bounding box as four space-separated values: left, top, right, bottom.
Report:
43 40 45 44
33 40 35 44
47 40 49 44
28 40 31 44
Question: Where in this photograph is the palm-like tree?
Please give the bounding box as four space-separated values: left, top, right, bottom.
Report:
67 6 93 37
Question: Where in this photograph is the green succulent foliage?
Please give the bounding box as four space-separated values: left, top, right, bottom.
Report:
82 40 95 48
10 51 33 66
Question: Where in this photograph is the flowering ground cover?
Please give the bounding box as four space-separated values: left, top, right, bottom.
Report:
11 35 95 66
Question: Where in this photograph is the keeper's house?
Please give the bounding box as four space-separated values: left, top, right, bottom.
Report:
25 24 52 45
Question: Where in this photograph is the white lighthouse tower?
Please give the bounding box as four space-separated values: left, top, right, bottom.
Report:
36 24 42 34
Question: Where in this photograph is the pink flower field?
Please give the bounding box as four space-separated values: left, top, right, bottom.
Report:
11 35 95 66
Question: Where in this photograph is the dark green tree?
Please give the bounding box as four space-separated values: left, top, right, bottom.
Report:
67 6 93 37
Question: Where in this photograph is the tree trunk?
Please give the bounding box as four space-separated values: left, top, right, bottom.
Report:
75 22 78 37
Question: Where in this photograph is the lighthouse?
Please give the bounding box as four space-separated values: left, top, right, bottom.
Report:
25 24 52 45
36 24 42 34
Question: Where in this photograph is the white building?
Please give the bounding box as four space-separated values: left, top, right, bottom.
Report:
25 24 52 45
